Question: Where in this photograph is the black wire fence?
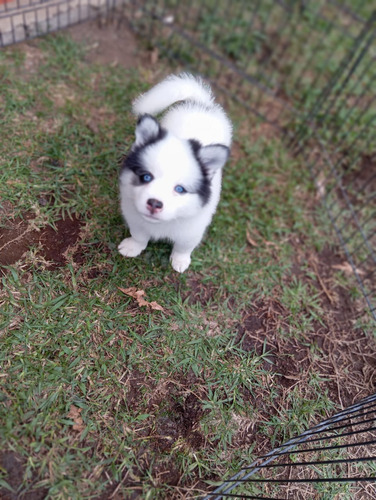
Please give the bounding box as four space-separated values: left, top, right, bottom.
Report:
204 392 376 499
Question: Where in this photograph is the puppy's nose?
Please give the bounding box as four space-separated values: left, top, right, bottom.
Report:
147 198 163 214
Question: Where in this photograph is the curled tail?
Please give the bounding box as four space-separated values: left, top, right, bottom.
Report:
132 73 214 116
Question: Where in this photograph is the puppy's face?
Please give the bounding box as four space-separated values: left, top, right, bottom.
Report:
121 115 229 223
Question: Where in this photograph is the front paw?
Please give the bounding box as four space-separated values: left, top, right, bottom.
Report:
170 252 191 273
118 237 147 257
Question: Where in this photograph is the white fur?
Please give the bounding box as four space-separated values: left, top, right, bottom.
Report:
132 73 215 115
119 73 232 273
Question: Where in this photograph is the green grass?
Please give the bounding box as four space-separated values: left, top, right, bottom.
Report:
0 32 374 499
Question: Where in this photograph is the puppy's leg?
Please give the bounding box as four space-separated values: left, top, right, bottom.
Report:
118 234 148 258
170 250 192 273
170 241 199 273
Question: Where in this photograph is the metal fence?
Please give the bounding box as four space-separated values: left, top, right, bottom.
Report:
205 392 376 499
0 0 122 46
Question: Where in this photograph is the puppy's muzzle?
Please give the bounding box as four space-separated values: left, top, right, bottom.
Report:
147 198 163 214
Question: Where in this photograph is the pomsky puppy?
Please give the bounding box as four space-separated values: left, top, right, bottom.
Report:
118 73 232 272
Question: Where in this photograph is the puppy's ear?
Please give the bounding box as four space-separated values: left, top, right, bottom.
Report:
198 144 230 178
135 114 161 147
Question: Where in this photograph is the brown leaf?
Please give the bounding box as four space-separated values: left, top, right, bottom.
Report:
119 287 165 312
150 48 159 65
36 156 50 165
332 262 365 276
67 405 85 432
316 172 326 199
246 229 258 247
86 119 100 135
246 228 277 248
148 301 164 311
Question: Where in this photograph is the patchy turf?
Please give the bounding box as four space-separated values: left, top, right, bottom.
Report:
0 19 375 500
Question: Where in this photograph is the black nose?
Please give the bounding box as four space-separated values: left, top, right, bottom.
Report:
147 198 163 213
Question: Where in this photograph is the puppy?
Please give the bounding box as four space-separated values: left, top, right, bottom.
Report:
118 73 232 272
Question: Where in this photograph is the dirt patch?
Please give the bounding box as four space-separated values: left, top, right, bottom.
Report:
341 151 376 197
181 274 220 306
235 299 310 385
294 244 365 323
329 150 376 217
125 369 153 408
153 391 205 452
16 42 47 79
289 244 376 406
0 212 82 269
66 17 148 69
0 451 48 500
129 371 206 454
40 216 82 265
233 241 376 413
111 370 209 495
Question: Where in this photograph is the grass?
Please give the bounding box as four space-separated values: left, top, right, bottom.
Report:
0 28 375 499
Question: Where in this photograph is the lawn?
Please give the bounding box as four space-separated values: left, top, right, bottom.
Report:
0 20 375 499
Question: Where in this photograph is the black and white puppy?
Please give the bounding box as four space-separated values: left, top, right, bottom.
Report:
119 73 232 272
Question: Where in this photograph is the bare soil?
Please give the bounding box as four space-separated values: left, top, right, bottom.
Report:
0 452 48 500
0 212 82 269
341 150 376 200
66 16 150 69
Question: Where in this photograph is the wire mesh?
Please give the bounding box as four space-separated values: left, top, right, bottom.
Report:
0 0 126 46
204 393 376 499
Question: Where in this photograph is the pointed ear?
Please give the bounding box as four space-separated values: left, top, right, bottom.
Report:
134 114 161 147
197 144 230 178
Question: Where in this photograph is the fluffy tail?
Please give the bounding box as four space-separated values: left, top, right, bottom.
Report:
132 73 214 116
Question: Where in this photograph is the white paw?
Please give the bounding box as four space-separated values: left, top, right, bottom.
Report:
170 253 191 273
118 237 147 257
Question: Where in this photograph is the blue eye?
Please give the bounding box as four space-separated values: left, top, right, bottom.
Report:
175 185 186 194
140 173 153 183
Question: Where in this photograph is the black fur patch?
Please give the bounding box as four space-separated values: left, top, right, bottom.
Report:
120 117 167 179
121 149 152 186
122 149 144 176
189 139 212 206
137 114 167 147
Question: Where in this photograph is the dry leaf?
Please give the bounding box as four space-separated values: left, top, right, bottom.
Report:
246 228 277 248
119 287 165 312
316 172 326 199
332 262 365 276
67 405 85 432
150 48 159 65
86 119 100 135
206 320 221 337
265 240 278 247
246 229 258 247
36 156 50 165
